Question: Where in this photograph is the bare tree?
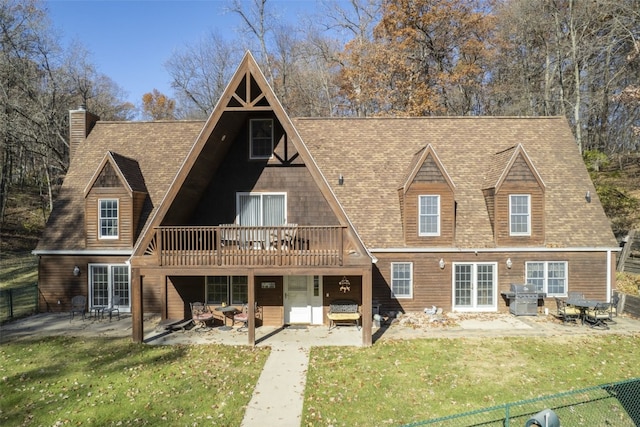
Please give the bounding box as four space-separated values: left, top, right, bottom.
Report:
165 31 243 119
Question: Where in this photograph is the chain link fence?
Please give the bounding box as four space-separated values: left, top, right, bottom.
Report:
0 283 38 323
403 377 640 427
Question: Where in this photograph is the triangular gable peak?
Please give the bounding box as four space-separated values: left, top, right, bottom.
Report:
398 144 456 246
487 144 545 193
84 151 143 197
133 52 371 260
400 144 455 193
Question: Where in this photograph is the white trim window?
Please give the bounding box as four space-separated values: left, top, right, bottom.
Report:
99 199 119 239
391 262 413 298
526 261 567 296
453 263 497 311
89 264 130 311
418 195 440 236
237 192 286 226
509 194 531 236
206 276 248 305
250 118 274 159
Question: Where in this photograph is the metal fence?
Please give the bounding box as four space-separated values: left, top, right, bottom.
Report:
0 283 38 323
402 377 640 427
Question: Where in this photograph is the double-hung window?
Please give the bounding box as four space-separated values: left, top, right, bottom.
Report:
206 276 248 305
509 194 530 236
391 262 413 298
99 199 119 239
237 192 286 226
419 195 440 236
526 261 567 296
250 118 274 159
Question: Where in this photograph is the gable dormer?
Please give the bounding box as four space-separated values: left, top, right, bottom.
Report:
399 144 456 246
84 151 148 248
483 144 545 246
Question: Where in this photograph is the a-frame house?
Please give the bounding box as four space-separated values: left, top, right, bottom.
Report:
128 53 373 344
34 52 619 346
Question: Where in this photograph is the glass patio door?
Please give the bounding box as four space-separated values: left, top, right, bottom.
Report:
89 264 130 311
453 263 497 312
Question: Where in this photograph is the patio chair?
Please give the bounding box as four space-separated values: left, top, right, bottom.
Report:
233 302 261 331
103 295 121 321
69 295 86 321
555 297 580 324
584 303 611 329
609 294 620 321
190 302 214 329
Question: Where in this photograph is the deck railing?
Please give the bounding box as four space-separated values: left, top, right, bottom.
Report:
152 225 345 267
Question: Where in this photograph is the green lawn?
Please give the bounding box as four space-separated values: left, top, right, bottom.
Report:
303 335 640 426
2 334 639 426
0 336 269 426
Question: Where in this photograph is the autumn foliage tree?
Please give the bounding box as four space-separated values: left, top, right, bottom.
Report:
141 89 176 120
338 0 495 116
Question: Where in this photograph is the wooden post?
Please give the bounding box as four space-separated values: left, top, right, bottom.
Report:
361 266 373 347
248 270 256 346
131 269 143 343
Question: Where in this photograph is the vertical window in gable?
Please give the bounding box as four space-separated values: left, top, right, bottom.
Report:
509 194 530 236
391 262 413 298
419 195 440 236
250 118 273 159
99 199 119 239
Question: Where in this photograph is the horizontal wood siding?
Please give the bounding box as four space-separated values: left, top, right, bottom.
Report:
404 183 455 246
495 183 545 246
371 251 612 314
256 276 283 326
167 276 205 320
37 255 128 313
85 187 134 248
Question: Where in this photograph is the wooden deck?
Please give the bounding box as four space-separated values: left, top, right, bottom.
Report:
145 225 346 266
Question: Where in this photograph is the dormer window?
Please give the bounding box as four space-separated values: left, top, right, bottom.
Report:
419 195 440 236
250 118 273 159
99 199 119 239
509 194 530 236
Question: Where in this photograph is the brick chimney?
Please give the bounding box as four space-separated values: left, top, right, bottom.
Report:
69 105 99 162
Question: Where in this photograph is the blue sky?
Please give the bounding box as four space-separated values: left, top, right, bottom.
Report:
46 1 327 111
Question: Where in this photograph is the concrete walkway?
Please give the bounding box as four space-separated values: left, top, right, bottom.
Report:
241 344 309 427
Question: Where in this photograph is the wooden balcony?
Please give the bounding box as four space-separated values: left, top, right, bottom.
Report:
146 225 346 267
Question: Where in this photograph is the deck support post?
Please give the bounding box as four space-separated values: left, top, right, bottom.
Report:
248 270 256 346
132 269 143 343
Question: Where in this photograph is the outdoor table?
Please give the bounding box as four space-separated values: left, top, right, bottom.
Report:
565 299 603 324
89 306 105 320
215 305 237 331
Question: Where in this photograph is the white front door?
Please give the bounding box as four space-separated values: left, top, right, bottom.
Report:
284 276 323 324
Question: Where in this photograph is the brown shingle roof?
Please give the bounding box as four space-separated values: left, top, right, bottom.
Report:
37 120 204 250
294 116 616 249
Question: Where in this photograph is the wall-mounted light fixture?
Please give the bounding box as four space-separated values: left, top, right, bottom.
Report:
506 258 513 269
338 174 344 185
585 191 591 203
439 258 445 269
73 265 80 276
